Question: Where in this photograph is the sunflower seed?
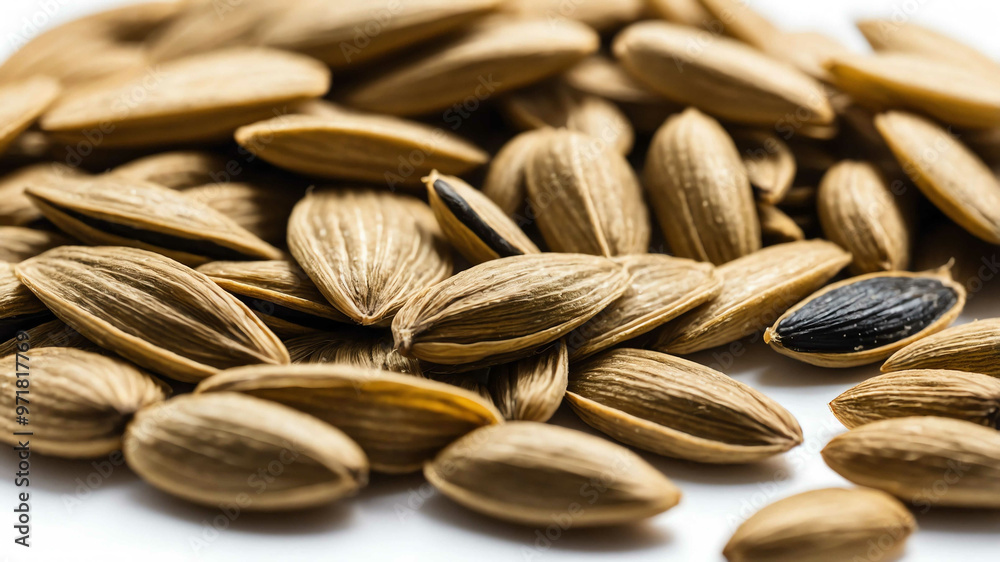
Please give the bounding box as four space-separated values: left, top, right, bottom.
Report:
758 203 805 246
724 488 915 562
0 347 166 458
26 175 283 265
765 269 966 367
124 392 369 510
882 318 1000 377
424 171 539 264
146 0 285 61
650 240 851 354
0 163 82 227
196 364 502 473
16 246 289 382
503 0 643 32
0 76 61 156
856 19 1000 77
732 130 796 205
647 0 712 27
0 319 93 358
182 180 303 246
481 129 548 216
112 151 231 189
644 108 761 264
284 329 422 376
526 129 650 256
568 349 802 463
822 416 1000 508
0 262 53 343
287 188 452 326
0 227 71 263
426 421 680 526
487 340 567 422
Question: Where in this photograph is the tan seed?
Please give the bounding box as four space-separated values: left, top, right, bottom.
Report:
0 77 61 156
0 227 71 263
0 319 94 359
284 329 421 376
183 179 303 246
0 163 82 227
112 151 231 190
857 19 1000 77
487 341 568 422
757 203 805 246
732 130 796 205
480 129 549 216
883 318 1000 377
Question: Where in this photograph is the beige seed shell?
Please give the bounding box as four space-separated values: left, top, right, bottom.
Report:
0 77 61 156
733 130 796 205
480 129 548 216
758 204 805 246
0 227 72 263
284 330 422 375
883 319 1000 377
487 341 568 422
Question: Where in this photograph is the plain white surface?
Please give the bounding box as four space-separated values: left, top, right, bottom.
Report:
3 1 1000 561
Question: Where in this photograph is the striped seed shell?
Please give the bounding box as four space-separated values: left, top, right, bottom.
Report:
146 0 285 61
392 253 630 365
857 19 1000 80
723 488 915 562
480 129 548 216
0 163 83 227
883 319 1000 377
822 416 1000 508
15 246 289 382
425 422 681 526
196 364 502 473
613 22 834 126
0 319 93 359
526 129 650 256
25 175 283 265
41 48 331 147
568 349 802 463
0 227 72 263
501 81 634 155
124 392 368 510
345 16 599 115
765 270 966 368
235 101 487 186
112 151 231 189
503 0 643 32
487 341 568 422
424 171 538 264
817 161 912 274
827 53 1000 129
567 254 722 360
183 180 303 246
758 204 805 246
261 0 501 67
287 188 452 326
0 348 166 458
875 111 1000 244
733 130 796 205
650 240 851 354
1 262 55 344
644 108 761 264
0 77 61 156
830 370 1000 429
284 329 422 375
197 260 349 336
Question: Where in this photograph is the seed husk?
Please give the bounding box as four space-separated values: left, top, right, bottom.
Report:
644 108 761 264
0 319 94 358
182 179 303 246
0 227 72 263
25 175 283 265
503 0 643 32
501 81 634 155
16 246 289 382
0 262 53 343
124 392 369 510
765 269 966 368
345 16 599 116
287 188 453 326
613 21 834 126
235 101 487 186
197 260 350 336
196 364 502 473
425 421 681 526
757 203 805 245
822 416 1000 508
260 0 501 68
876 110 1000 244
146 0 284 61
110 151 231 189
733 130 796 205
393 253 630 365
284 329 422 376
882 318 1000 377
41 48 331 147
526 129 650 256
723 488 916 562
568 349 802 463
0 347 166 458
487 340 567 422
648 0 712 28
0 76 61 156
856 19 1000 78
817 161 912 274
830 369 1000 429
424 171 539 264
0 163 82 227
827 53 1000 129
480 129 548 216
650 240 851 354
568 254 722 360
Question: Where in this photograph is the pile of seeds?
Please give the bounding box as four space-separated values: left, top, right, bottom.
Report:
1 0 1000 558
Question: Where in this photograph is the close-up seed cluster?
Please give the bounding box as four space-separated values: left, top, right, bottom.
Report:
1 0 1000 560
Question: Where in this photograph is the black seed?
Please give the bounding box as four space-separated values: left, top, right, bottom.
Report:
773 276 959 354
0 310 56 342
54 204 257 261
230 294 344 331
433 179 523 258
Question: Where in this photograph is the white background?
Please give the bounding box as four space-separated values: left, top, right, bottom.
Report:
3 1 1000 561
